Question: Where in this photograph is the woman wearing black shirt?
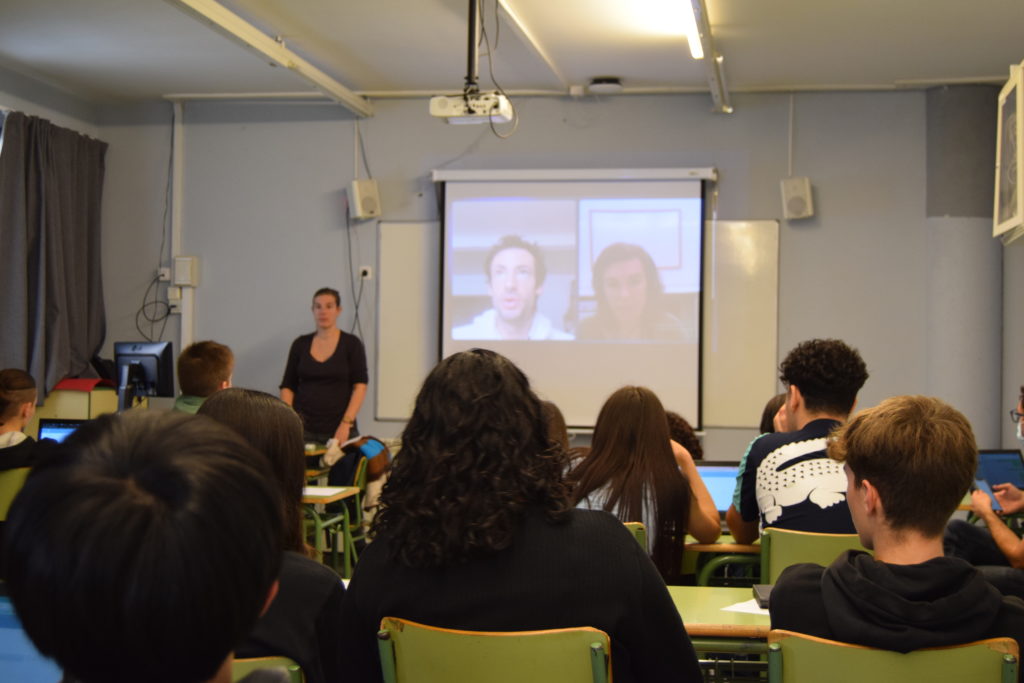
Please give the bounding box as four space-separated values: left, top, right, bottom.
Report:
279 287 368 446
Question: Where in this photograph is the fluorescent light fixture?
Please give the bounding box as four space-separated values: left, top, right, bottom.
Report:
682 1 704 59
170 0 372 118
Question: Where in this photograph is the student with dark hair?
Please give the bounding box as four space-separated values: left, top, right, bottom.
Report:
540 399 570 453
944 384 1024 599
452 234 571 340
666 410 703 460
577 242 686 341
199 389 345 683
339 350 701 683
572 388 720 581
0 368 43 470
280 287 368 451
1 410 287 683
727 338 869 544
771 396 1024 655
759 392 787 434
174 340 234 414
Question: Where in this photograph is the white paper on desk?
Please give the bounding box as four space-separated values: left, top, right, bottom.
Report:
303 486 346 496
722 599 770 616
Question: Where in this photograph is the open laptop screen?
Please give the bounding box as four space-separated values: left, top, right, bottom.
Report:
977 449 1024 488
37 418 87 443
695 462 740 515
0 589 63 683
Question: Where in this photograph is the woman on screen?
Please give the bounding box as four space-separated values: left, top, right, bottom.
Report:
338 349 701 683
577 242 686 341
279 287 368 458
570 386 721 582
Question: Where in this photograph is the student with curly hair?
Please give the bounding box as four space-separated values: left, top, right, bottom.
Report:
338 350 701 683
727 338 869 544
572 389 720 582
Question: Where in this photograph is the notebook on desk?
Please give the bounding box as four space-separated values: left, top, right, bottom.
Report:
37 418 87 443
0 585 64 683
695 461 740 518
976 449 1024 489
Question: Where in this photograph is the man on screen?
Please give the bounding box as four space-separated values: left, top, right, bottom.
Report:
452 235 571 340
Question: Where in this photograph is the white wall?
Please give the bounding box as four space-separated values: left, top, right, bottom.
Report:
4 65 1013 455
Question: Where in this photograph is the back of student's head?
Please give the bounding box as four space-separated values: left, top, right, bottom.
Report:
829 395 975 537
540 400 570 453
779 338 868 416
759 393 787 434
178 340 234 397
198 387 307 555
0 368 36 424
1 410 283 683
376 349 569 568
665 410 702 459
571 386 690 579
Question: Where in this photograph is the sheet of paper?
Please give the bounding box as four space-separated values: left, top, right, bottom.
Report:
303 486 346 496
722 599 770 616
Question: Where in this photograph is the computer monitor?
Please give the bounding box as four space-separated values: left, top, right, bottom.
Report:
113 341 174 412
37 418 87 443
0 585 63 683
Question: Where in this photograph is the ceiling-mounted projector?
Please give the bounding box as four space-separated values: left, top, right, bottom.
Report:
429 92 513 124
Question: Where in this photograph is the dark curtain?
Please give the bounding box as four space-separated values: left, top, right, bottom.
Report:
0 111 108 400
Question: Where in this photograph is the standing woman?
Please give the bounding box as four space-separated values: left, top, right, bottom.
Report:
280 287 368 450
570 386 721 582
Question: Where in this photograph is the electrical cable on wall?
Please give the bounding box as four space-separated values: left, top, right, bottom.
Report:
133 113 175 342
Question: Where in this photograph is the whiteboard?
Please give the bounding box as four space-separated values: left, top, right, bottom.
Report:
375 221 440 420
376 218 779 427
701 220 779 427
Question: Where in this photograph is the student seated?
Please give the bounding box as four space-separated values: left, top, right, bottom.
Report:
943 384 1024 599
1 410 289 683
727 338 869 544
339 349 702 683
0 368 46 471
570 387 721 582
174 340 234 414
770 395 1024 653
199 388 345 683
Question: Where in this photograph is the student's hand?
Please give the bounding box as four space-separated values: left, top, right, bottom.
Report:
671 440 694 469
971 489 997 518
773 403 789 432
993 483 1024 515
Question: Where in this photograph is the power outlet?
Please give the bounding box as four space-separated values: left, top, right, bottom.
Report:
157 267 172 282
359 266 372 280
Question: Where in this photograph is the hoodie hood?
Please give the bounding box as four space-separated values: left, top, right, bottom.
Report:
821 550 1005 652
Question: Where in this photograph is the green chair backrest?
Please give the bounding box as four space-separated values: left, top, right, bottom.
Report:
767 630 1018 683
761 527 868 584
232 656 305 683
623 521 647 550
0 467 31 521
377 617 610 683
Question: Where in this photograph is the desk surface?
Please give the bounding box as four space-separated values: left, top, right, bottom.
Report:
302 485 359 504
684 533 760 554
670 585 769 639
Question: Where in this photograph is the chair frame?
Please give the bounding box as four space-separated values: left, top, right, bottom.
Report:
0 467 31 521
767 629 1019 683
376 616 610 683
232 655 305 683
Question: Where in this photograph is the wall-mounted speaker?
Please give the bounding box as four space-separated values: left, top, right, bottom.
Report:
780 176 814 220
349 179 381 220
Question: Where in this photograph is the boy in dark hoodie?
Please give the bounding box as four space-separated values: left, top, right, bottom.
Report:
770 395 1024 654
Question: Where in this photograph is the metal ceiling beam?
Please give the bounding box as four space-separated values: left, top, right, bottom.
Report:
690 0 732 113
169 0 373 117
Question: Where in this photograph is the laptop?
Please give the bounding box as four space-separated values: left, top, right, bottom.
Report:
976 449 1024 489
695 461 740 518
0 585 64 683
37 418 87 443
